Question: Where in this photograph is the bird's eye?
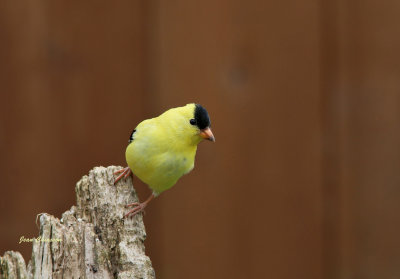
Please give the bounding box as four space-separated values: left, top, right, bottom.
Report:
190 118 197 125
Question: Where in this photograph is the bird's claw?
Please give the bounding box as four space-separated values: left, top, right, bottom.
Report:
124 204 146 218
124 194 155 218
114 169 125 175
114 167 132 184
125 202 140 208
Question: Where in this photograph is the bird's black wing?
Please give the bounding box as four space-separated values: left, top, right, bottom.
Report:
128 129 136 143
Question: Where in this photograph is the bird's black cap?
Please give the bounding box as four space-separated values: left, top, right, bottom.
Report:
194 104 211 130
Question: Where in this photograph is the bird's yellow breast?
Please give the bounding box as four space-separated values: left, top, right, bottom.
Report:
125 110 199 195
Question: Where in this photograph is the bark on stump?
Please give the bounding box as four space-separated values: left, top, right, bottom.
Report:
0 166 155 279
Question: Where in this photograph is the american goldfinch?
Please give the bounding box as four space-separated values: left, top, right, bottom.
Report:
114 103 215 217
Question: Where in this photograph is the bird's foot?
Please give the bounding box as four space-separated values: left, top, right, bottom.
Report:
125 202 140 207
114 167 132 184
124 203 147 218
124 194 155 218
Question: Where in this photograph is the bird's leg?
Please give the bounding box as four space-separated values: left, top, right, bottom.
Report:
114 167 132 184
124 194 155 218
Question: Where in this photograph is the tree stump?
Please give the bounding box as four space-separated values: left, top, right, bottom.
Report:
0 166 155 279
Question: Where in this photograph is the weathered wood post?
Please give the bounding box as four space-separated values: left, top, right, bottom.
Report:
0 166 155 279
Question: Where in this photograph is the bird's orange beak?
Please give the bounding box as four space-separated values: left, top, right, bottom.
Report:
200 127 215 142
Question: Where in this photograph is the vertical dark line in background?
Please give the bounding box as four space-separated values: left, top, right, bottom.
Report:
141 0 161 117
140 0 164 274
319 1 345 278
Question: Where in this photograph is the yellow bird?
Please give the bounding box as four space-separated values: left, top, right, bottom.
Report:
115 103 215 217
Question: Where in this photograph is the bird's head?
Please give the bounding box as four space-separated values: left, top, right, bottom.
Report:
191 103 215 143
164 103 215 145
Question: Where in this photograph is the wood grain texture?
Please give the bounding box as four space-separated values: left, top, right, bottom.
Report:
0 166 155 279
0 251 28 279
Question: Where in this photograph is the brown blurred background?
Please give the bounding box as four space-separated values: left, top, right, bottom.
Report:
1 1 399 278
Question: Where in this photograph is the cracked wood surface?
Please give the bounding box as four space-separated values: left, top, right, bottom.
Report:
0 166 155 279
